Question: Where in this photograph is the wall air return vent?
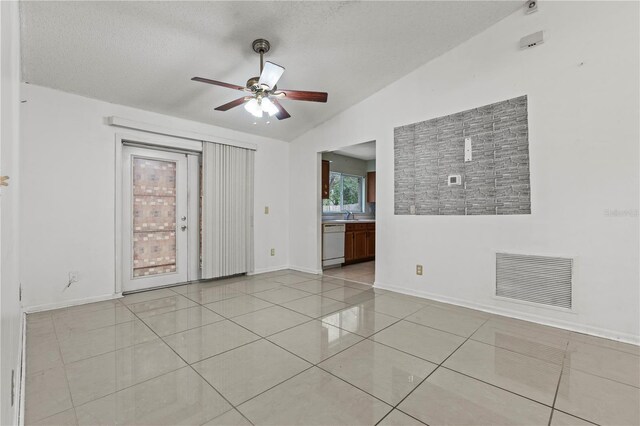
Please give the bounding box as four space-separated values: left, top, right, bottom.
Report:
496 253 573 309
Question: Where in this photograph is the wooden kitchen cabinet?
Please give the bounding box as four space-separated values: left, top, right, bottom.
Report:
344 230 355 262
354 231 367 260
366 229 375 257
322 160 330 199
366 171 376 203
344 222 375 264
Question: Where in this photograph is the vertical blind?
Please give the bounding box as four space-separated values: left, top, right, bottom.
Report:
201 142 255 279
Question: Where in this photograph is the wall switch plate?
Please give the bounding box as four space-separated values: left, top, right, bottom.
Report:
416 265 423 275
264 206 269 214
270 248 275 256
464 138 472 162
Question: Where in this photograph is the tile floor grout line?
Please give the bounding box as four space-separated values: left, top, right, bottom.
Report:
129 304 257 426
548 341 570 426
27 311 79 424
373 317 490 426
437 365 556 409
552 408 601 426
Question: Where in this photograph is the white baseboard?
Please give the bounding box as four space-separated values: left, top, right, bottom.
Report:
374 281 640 346
23 293 123 314
288 265 323 275
249 265 290 275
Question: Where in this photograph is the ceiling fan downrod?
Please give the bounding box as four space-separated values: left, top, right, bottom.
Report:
252 39 271 73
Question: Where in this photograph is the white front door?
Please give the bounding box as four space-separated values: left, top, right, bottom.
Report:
122 146 189 292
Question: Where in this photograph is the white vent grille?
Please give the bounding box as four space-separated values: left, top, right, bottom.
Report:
496 253 573 309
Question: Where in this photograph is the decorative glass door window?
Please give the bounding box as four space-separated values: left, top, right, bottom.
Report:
132 158 177 277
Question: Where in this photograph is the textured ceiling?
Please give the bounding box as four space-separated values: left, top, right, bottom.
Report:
20 1 522 141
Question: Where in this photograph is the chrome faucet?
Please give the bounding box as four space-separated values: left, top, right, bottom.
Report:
345 211 354 220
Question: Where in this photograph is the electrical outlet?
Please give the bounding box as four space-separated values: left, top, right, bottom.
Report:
270 248 275 256
264 206 269 214
416 264 423 275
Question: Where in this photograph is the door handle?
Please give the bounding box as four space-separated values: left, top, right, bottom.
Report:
180 225 187 231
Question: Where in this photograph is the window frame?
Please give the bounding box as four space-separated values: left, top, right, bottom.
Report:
322 172 365 214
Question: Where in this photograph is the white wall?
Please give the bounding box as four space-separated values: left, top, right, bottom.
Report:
290 2 640 342
0 1 22 424
21 84 290 309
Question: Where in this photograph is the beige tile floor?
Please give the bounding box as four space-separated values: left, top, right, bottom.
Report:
323 260 375 285
24 269 640 425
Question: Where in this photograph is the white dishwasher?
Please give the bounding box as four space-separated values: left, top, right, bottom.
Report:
322 223 345 268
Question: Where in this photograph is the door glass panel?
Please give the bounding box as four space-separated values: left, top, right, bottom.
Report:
132 157 177 278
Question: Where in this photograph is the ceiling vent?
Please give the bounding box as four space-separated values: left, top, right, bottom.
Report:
496 252 573 309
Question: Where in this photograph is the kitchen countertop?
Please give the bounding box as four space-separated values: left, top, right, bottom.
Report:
322 219 376 224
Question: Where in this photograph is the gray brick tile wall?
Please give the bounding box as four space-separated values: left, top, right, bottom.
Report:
394 95 531 216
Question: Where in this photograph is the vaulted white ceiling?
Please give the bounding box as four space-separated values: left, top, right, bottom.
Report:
20 1 522 141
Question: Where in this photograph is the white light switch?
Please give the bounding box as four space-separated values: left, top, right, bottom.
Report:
464 138 472 162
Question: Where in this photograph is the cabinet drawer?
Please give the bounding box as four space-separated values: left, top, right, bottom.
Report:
366 223 375 231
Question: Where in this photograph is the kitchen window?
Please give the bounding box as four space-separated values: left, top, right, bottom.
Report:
323 172 364 213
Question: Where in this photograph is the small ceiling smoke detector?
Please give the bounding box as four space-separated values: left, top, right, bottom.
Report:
525 0 538 14
520 31 544 49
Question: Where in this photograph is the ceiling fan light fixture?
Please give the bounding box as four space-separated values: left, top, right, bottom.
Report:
244 98 263 118
261 97 279 116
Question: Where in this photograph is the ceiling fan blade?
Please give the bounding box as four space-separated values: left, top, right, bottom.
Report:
276 89 328 103
258 61 285 89
271 98 291 120
214 97 249 111
192 77 246 91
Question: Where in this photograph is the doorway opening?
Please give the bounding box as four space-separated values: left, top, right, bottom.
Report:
121 143 201 293
320 141 376 285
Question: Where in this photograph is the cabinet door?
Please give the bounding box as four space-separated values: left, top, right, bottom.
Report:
322 160 330 199
344 231 355 262
366 231 376 257
354 231 367 259
366 171 376 203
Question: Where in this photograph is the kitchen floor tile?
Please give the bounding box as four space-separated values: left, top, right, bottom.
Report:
268 320 364 364
322 306 398 337
32 408 78 426
443 340 562 405
203 409 252 426
406 305 488 337
238 367 391 425
204 294 273 318
319 340 437 405
359 294 426 318
25 366 73 424
564 340 640 387
126 294 198 319
471 319 569 365
555 367 640 425
58 320 157 363
399 368 550 425
65 339 185 405
142 305 225 336
378 410 426 425
281 294 348 319
232 305 311 337
251 286 312 304
372 320 465 363
74 367 231 425
163 320 260 363
283 280 342 294
193 339 311 405
550 410 595 425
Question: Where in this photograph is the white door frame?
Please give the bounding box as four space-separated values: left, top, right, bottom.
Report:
115 132 201 294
